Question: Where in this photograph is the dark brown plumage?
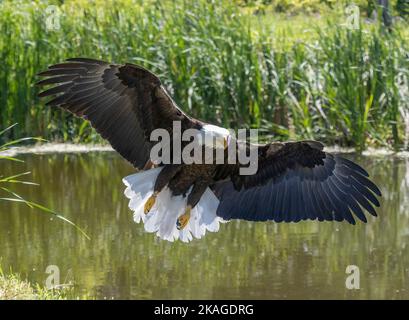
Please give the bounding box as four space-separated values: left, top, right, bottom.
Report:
37 58 200 169
212 141 381 224
37 58 381 229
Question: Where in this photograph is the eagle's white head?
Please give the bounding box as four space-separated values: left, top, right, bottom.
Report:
200 124 231 149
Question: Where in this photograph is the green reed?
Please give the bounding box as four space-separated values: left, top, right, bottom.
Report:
0 0 408 150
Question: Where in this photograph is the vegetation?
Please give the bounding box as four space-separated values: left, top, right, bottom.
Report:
0 124 90 239
0 0 408 150
0 266 74 300
237 0 409 17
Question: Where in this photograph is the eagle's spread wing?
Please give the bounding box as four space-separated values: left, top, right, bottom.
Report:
212 141 381 224
37 58 196 169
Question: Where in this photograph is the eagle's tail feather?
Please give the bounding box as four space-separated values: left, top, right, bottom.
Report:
122 168 224 242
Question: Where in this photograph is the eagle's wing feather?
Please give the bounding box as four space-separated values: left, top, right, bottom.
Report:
37 58 194 169
212 141 381 224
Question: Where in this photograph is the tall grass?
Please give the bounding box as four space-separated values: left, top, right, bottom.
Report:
0 0 408 150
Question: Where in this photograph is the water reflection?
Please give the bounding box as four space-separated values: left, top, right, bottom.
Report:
0 152 408 299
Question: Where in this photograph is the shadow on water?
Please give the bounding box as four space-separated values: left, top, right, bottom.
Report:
0 152 408 299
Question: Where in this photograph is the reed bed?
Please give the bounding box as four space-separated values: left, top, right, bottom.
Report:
0 0 408 150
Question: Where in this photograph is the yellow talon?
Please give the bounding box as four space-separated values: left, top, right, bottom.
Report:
144 192 157 214
176 206 191 230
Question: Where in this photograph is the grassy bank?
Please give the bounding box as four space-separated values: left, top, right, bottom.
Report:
0 267 73 300
0 0 408 150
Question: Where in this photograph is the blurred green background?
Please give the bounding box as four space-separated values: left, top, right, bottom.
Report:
0 0 408 151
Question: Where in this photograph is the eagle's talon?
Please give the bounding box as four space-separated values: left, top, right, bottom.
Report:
144 192 157 214
177 206 191 230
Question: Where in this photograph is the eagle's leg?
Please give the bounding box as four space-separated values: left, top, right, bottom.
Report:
177 181 208 230
144 194 157 214
144 165 182 214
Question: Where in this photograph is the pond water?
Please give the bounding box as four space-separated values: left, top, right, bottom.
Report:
0 152 408 299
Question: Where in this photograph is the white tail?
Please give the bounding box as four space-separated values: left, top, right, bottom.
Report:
122 167 224 242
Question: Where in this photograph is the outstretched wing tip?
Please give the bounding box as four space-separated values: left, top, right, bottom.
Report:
348 219 357 225
214 142 382 225
36 57 194 170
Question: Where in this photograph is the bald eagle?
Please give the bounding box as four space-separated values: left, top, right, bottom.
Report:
37 58 381 242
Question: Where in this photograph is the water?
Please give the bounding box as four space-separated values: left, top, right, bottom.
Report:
1 152 408 299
